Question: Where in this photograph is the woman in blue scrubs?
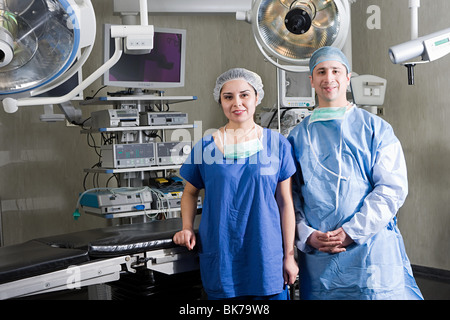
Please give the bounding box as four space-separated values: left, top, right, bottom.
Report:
173 68 298 300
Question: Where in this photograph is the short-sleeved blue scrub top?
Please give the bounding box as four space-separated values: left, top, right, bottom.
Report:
180 128 296 299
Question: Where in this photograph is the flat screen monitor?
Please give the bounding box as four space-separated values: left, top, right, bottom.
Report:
103 24 186 90
279 67 315 108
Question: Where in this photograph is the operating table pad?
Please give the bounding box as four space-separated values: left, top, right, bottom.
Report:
0 217 200 299
0 240 89 285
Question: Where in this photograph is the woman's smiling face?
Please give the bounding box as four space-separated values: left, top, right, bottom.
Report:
220 79 258 127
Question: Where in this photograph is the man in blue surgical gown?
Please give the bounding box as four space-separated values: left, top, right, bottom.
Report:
287 46 423 300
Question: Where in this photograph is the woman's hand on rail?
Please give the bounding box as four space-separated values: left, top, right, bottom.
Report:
173 228 196 250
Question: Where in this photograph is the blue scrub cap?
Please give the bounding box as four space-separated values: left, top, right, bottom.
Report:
213 68 264 105
309 46 351 75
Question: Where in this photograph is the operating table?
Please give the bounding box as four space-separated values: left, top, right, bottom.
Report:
0 216 201 300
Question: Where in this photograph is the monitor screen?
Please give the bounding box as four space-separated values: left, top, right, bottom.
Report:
103 24 186 90
279 68 315 108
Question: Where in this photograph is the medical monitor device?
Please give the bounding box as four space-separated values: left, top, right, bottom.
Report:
279 67 315 108
350 75 387 106
103 24 186 90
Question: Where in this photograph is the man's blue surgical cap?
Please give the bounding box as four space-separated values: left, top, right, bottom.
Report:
309 46 350 75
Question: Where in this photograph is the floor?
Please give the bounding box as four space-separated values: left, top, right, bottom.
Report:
18 278 450 300
14 266 450 300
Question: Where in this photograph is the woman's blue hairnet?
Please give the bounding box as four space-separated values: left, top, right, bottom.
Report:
309 46 351 75
213 68 264 105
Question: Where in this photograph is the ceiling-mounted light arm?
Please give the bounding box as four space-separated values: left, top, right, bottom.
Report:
236 10 252 23
2 0 154 113
2 37 124 113
139 0 148 25
389 1 450 85
389 29 450 64
389 27 450 85
409 0 420 40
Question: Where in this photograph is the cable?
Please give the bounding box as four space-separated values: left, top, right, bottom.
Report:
85 85 107 100
87 133 101 157
71 116 91 129
106 174 120 188
83 162 101 190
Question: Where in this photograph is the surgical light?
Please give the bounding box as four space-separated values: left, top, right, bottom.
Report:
1 0 154 113
389 28 450 65
0 8 17 68
0 0 94 97
389 27 450 85
389 0 450 85
0 0 96 112
237 0 351 71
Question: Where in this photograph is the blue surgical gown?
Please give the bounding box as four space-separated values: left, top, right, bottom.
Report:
287 105 423 300
180 128 296 299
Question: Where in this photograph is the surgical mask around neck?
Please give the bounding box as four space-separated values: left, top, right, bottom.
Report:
223 125 263 159
223 139 263 159
310 106 348 123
